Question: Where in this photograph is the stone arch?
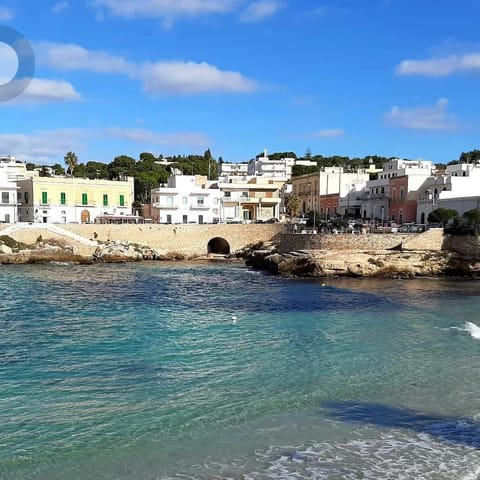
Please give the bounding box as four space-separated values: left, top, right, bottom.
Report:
81 210 90 223
207 237 230 255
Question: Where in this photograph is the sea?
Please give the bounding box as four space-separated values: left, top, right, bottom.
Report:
1 260 480 480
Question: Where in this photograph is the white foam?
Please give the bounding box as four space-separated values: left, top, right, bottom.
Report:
465 322 480 340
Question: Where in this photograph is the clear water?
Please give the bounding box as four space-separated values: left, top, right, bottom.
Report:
1 261 480 479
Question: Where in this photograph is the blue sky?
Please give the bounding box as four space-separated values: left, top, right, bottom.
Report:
0 0 479 165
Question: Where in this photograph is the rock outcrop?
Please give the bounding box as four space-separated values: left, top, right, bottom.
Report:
251 249 479 278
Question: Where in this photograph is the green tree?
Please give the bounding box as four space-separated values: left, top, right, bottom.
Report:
64 151 78 176
51 163 65 175
428 208 459 226
285 194 301 219
463 209 480 227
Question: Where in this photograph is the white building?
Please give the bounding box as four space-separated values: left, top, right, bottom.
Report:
151 174 223 224
0 171 19 223
433 163 480 217
0 155 28 180
219 162 249 177
247 150 316 180
217 175 282 222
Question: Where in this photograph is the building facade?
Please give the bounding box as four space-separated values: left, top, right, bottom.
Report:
151 174 223 224
217 176 282 222
0 171 19 223
17 176 134 223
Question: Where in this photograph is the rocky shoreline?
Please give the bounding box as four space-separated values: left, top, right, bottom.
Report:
242 243 480 278
1 234 479 278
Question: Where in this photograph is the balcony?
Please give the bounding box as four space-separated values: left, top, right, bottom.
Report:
152 202 179 209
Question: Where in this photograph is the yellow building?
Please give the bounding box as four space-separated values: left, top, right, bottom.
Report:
17 175 135 224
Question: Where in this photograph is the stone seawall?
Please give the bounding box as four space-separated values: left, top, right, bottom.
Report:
0 223 283 257
279 229 447 253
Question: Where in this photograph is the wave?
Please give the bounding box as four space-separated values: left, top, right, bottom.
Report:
464 322 480 340
437 322 480 340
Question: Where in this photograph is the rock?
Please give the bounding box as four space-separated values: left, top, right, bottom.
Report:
250 249 476 278
0 244 12 255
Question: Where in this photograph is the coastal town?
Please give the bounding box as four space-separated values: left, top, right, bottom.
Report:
1 149 480 230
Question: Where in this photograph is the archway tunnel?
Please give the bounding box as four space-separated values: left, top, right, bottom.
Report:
207 237 231 255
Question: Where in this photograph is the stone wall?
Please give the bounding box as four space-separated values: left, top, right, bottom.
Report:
443 234 480 259
279 228 447 253
279 233 405 253
0 223 283 257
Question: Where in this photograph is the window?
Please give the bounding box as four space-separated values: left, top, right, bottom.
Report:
4 214 10 223
24 192 29 203
197 197 204 205
119 194 125 207
41 191 48 204
82 193 88 205
224 192 231 198
2 192 9 204
182 215 188 223
182 197 188 204
198 215 204 224
103 194 108 206
166 196 173 206
60 192 66 205
214 197 219 204
400 188 404 202
17 192 21 202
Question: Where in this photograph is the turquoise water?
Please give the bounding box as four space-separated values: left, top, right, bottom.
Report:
1 261 480 479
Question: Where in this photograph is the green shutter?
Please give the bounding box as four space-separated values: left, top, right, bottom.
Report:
41 191 48 204
82 193 88 205
103 194 108 206
60 192 66 205
119 194 125 207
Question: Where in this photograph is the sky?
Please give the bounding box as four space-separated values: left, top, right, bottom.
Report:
0 0 479 166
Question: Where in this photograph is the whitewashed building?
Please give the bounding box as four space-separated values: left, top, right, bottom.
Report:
219 162 249 177
248 150 317 180
151 174 223 224
432 163 480 218
0 171 19 223
217 175 282 222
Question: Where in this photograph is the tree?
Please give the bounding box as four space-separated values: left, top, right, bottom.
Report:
463 209 480 228
285 194 301 219
428 208 459 226
64 151 78 176
52 163 65 176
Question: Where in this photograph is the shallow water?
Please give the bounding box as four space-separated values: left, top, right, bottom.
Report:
1 262 480 479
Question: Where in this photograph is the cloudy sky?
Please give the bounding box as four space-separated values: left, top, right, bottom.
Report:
0 0 479 164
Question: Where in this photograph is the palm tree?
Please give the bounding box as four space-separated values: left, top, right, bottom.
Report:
64 151 78 176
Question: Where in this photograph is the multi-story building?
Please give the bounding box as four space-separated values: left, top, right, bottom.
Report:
292 167 370 219
217 175 282 222
150 174 223 224
0 155 28 180
17 175 134 223
219 162 249 177
362 158 433 223
430 163 480 219
248 150 317 180
0 171 19 223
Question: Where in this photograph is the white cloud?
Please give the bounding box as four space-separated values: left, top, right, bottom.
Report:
93 0 238 20
0 129 87 164
52 1 70 13
36 42 131 74
384 98 459 131
105 127 211 148
240 0 284 22
12 78 81 104
36 42 259 94
0 7 14 21
140 61 258 94
312 128 344 138
396 53 480 76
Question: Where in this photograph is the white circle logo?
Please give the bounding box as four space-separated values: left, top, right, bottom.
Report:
0 26 35 102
